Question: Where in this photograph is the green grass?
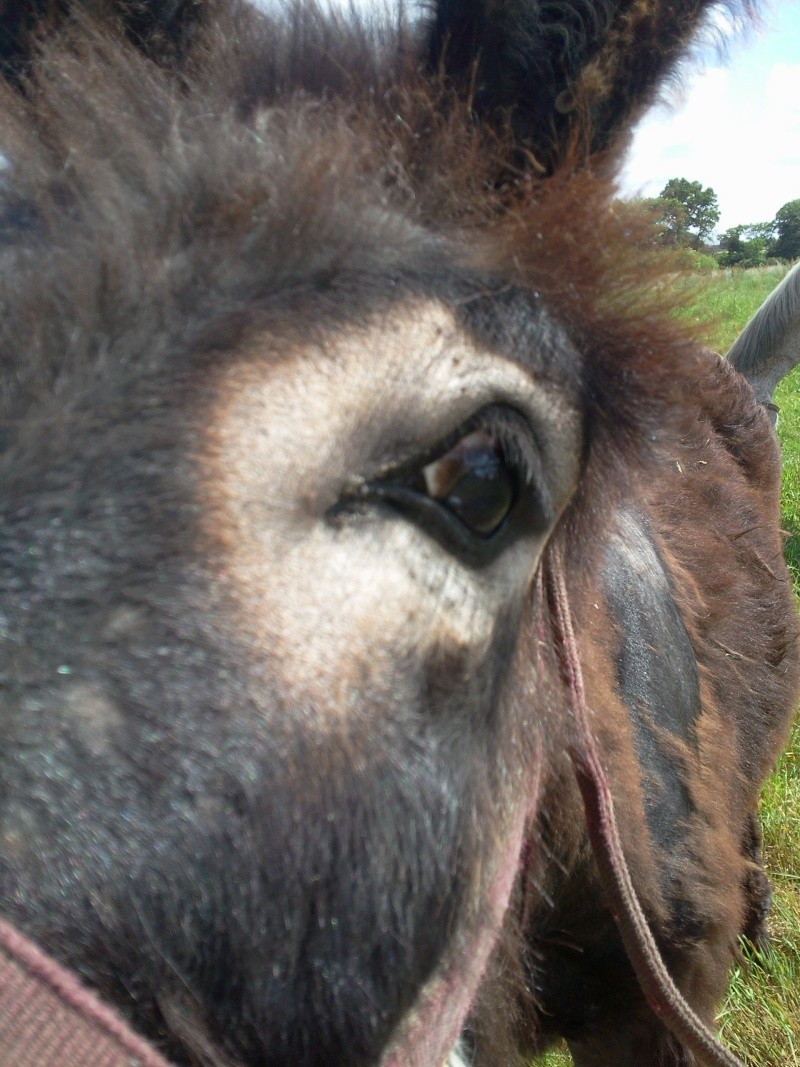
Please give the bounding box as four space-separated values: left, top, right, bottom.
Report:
672 263 792 354
538 263 800 1067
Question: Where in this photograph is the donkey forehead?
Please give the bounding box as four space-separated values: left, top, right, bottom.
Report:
199 294 580 437
182 273 584 469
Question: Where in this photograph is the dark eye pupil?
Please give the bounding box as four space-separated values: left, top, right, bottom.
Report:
420 430 516 536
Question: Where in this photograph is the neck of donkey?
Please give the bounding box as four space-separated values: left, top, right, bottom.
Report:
727 262 800 425
546 544 748 1067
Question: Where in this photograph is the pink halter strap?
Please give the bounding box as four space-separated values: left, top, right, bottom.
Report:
0 916 173 1067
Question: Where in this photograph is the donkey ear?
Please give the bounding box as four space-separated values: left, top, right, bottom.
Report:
424 0 744 172
0 0 203 82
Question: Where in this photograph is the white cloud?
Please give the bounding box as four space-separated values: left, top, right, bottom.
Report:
621 61 800 231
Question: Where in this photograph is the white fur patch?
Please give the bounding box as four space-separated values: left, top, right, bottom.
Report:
445 1041 470 1067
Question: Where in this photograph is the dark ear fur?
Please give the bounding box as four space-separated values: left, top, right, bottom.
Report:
0 0 203 81
424 0 751 171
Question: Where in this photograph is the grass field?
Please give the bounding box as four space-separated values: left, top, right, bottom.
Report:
539 263 800 1067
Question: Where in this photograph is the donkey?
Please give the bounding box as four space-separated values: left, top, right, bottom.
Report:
727 261 800 427
0 1 797 1066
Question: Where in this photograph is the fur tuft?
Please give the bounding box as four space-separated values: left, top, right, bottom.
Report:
0 0 205 82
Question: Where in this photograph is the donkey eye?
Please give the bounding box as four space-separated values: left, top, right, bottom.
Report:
340 407 538 556
418 430 517 536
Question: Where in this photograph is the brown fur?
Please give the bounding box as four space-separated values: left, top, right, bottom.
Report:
0 2 796 1066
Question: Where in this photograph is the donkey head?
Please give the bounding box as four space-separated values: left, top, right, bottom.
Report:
0 2 757 1065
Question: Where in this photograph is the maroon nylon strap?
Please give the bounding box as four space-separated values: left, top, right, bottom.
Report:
0 917 173 1067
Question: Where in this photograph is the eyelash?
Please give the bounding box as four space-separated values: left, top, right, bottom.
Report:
377 406 542 494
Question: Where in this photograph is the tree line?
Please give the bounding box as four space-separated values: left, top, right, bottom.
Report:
642 178 800 267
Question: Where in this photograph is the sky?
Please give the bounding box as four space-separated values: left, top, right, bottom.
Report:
620 0 800 233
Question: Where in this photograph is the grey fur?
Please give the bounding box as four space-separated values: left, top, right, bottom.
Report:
727 261 800 422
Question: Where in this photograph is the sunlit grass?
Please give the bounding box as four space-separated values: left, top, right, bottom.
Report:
718 711 800 1065
535 264 800 1066
672 263 792 354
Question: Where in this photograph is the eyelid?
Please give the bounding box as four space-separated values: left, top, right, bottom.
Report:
371 405 545 498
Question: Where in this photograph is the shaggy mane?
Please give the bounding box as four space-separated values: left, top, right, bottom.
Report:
727 261 800 373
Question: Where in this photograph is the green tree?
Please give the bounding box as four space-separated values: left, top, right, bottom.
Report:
659 178 720 247
718 223 771 268
744 220 776 244
773 200 800 261
642 195 688 246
